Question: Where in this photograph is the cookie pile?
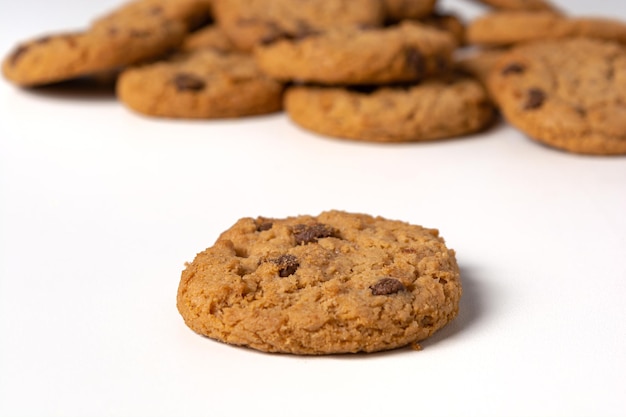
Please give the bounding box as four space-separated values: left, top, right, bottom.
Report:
3 0 626 155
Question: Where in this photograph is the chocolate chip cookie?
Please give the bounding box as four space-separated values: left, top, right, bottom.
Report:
382 0 437 22
467 11 626 47
116 49 283 118
212 0 385 51
488 38 626 155
284 75 495 143
2 19 186 87
468 0 560 12
254 21 456 85
177 210 462 354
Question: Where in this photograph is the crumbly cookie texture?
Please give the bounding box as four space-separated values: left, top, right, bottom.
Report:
116 49 283 118
284 76 495 143
212 0 385 52
467 11 626 47
254 21 456 85
488 38 626 155
177 210 462 355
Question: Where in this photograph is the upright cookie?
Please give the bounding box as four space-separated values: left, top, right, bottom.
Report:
212 0 384 51
2 16 186 87
254 21 456 85
284 76 495 143
117 49 283 118
489 38 626 155
467 11 626 47
177 210 462 355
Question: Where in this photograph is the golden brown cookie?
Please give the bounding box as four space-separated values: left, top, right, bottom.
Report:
467 11 626 47
2 17 186 87
254 22 456 85
418 11 467 46
488 38 626 155
116 49 283 118
284 76 495 143
456 47 507 96
212 0 385 51
177 210 462 355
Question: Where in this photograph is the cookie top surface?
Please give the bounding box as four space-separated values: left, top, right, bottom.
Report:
2 16 186 87
284 76 495 143
467 11 626 47
212 0 385 51
180 25 235 53
254 21 457 85
488 38 626 155
177 210 462 354
116 49 283 119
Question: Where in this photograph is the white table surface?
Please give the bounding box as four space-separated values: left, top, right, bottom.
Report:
1 1 625 416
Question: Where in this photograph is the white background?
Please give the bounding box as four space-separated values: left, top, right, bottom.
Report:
1 1 625 416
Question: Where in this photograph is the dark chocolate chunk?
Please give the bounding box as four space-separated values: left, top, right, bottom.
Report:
523 88 546 110
420 315 434 327
256 222 273 232
405 47 425 77
172 73 206 92
370 278 406 295
501 62 525 75
293 223 337 245
271 254 299 277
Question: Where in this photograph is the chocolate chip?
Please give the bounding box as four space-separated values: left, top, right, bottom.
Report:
370 278 406 296
271 254 299 277
523 88 546 110
420 315 434 327
148 6 163 15
293 223 337 245
172 73 206 92
256 222 273 232
405 47 425 77
439 278 447 284
130 29 151 38
501 62 525 75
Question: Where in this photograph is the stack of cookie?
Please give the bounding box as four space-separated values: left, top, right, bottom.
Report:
3 0 626 155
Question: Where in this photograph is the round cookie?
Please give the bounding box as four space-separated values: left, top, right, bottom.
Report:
456 47 507 96
382 0 437 22
254 21 456 85
488 38 626 155
284 76 495 143
212 0 385 51
116 49 283 118
177 210 462 355
2 17 186 87
467 11 626 47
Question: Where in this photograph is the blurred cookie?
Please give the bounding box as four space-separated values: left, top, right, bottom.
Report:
212 0 384 51
419 11 466 46
467 11 626 47
177 210 462 354
489 38 626 155
456 48 506 91
2 16 186 87
116 49 283 118
254 21 456 85
284 76 495 142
